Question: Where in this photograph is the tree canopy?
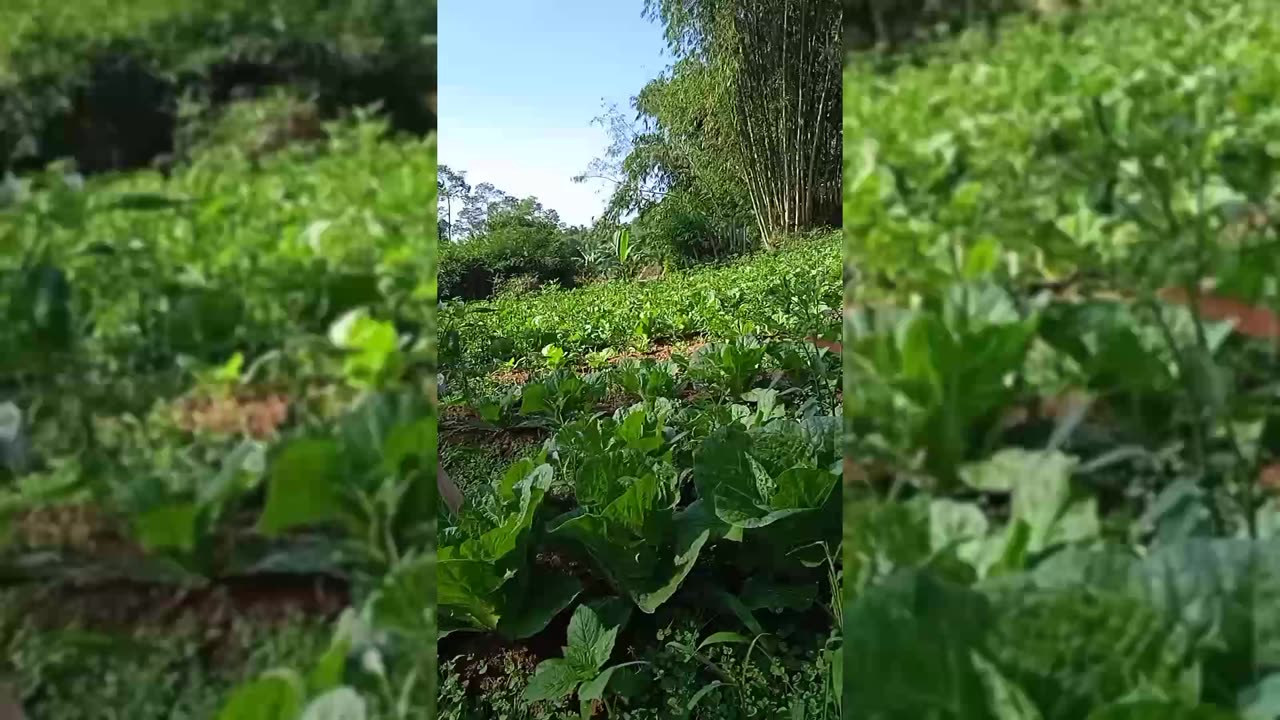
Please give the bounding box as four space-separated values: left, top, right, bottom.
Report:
582 0 841 248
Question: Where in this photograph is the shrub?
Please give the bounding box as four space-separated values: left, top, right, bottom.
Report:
635 191 757 265
172 87 327 165
0 0 437 175
439 226 579 301
494 273 542 297
842 0 1076 53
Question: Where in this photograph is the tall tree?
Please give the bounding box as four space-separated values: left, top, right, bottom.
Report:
576 60 747 228
443 176 563 239
454 182 510 238
643 0 842 246
437 164 470 243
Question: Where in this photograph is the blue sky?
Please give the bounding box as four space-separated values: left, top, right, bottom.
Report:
438 1 670 227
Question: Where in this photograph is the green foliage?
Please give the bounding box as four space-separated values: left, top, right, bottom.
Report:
436 460 578 638
638 0 842 242
438 222 579 301
1 116 434 384
0 602 334 720
441 276 841 713
441 232 839 370
842 0 1068 53
0 0 436 174
580 60 751 239
214 608 424 720
632 189 758 264
845 538 1280 718
845 0 1280 716
523 604 641 718
694 422 840 541
439 620 836 719
846 283 1039 486
845 0 1280 298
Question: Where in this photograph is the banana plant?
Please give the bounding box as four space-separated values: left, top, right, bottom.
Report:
613 227 633 266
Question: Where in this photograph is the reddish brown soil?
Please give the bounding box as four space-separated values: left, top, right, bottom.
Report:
489 368 532 386
7 574 348 652
806 336 843 354
171 390 290 440
607 338 704 364
1052 282 1280 341
1157 286 1280 340
443 404 479 420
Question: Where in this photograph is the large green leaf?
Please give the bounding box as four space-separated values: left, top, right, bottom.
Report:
328 309 403 388
337 390 432 482
845 498 967 599
564 603 618 675
438 464 551 633
713 462 836 529
496 567 582 640
695 423 839 535
371 553 436 643
132 502 199 553
984 587 1196 718
523 659 581 703
1238 673 1280 720
550 475 707 613
434 558 503 632
1130 541 1280 702
847 286 1037 485
847 563 1205 719
217 670 306 720
1024 540 1280 702
258 438 343 536
959 449 1100 555
844 569 997 719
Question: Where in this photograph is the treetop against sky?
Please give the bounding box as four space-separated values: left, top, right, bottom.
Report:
438 0 669 227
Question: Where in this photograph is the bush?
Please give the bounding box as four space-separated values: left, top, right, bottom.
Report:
0 119 436 380
494 273 542 297
0 0 436 175
172 87 326 165
635 191 757 265
439 226 579 301
842 0 1075 53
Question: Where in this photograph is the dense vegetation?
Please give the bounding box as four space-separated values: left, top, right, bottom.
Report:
843 0 1280 716
438 0 841 311
437 170 586 301
0 0 436 176
1 2 439 718
436 1 843 716
585 0 841 247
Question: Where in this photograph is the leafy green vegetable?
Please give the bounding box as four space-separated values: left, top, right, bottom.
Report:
437 461 579 636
